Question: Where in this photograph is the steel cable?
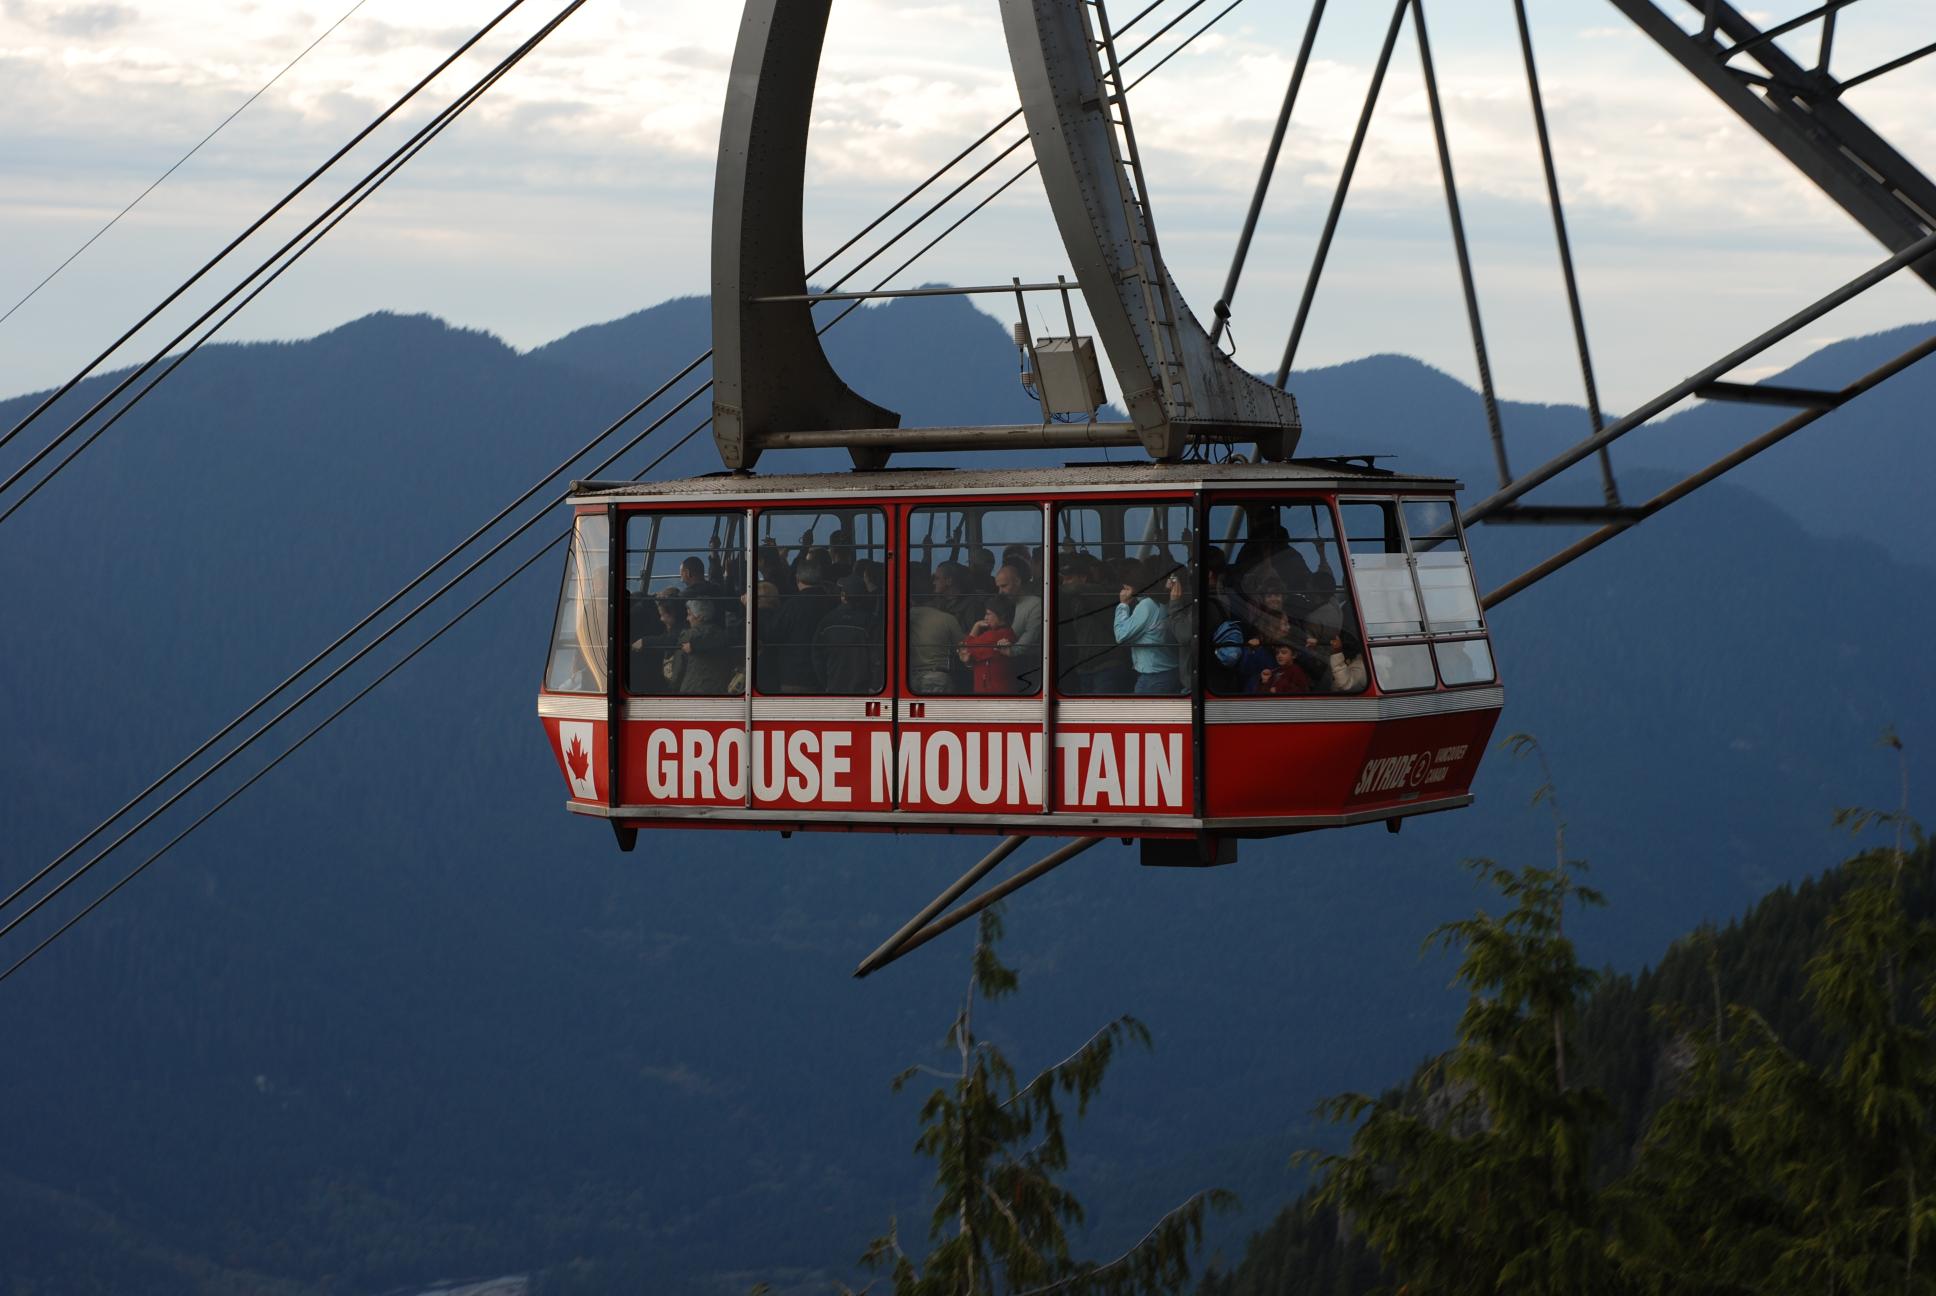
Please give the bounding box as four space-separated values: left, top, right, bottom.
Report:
0 0 373 329
0 0 587 519
0 0 533 457
0 0 1249 967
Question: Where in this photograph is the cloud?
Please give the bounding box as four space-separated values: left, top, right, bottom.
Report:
1 0 1933 407
3 0 135 37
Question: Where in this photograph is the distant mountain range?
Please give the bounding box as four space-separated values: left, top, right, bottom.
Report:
0 297 1930 1292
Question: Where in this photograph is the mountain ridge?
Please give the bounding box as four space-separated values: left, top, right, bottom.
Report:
0 297 1929 1292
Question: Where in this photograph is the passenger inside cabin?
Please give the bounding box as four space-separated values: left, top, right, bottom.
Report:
1253 643 1313 694
813 573 881 694
680 555 727 604
1330 627 1369 694
1114 559 1182 694
671 598 737 694
958 595 1022 694
825 527 854 580
966 547 998 593
1001 544 1035 584
1056 552 1129 694
756 540 796 595
1164 569 1197 692
908 568 964 695
931 561 980 632
628 585 681 692
994 563 1043 660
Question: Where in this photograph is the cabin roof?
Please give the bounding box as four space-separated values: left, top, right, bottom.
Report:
570 457 1460 502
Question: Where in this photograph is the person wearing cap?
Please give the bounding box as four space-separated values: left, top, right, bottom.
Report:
811 572 882 694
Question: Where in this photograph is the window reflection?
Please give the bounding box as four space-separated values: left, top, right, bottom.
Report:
753 509 886 695
545 513 610 694
1204 500 1366 696
1055 502 1192 695
623 511 744 696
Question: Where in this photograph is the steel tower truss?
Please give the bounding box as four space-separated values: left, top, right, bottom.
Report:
1458 0 1936 603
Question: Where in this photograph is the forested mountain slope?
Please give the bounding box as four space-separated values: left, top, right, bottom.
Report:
0 299 1928 1292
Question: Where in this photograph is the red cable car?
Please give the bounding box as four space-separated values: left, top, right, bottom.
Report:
536 0 1504 966
538 462 1501 864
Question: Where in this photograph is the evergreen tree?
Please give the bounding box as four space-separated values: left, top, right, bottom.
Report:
852 907 1232 1295
1621 734 1936 1293
1303 735 1623 1294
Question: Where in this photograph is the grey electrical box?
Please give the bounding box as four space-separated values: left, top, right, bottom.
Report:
1031 336 1107 418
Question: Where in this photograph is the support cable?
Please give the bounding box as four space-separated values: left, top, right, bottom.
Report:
1511 0 1617 504
0 373 710 945
1211 0 1326 346
0 421 710 986
0 0 372 329
0 13 569 529
1275 0 1410 387
0 0 533 457
2 0 1200 521
0 0 1247 948
1413 0 1510 489
0 0 585 521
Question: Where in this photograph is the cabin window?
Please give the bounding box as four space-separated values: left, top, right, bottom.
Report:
544 512 610 694
752 508 887 695
1053 502 1193 695
1201 500 1366 696
1339 501 1426 639
1402 499 1484 633
1339 495 1495 692
623 510 745 696
906 504 1045 696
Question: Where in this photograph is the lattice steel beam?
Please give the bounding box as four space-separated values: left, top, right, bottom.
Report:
1607 0 1936 287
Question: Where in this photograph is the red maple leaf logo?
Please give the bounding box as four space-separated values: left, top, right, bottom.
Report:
565 734 591 785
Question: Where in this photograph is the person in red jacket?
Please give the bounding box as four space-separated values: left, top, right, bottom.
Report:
957 595 1022 694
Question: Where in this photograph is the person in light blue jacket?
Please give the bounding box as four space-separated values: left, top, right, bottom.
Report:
1114 559 1182 693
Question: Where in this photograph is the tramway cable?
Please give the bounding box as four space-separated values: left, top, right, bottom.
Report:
0 423 713 985
0 0 534 459
0 1 584 528
0 0 372 330
0 0 1248 963
0 0 584 523
0 0 1216 526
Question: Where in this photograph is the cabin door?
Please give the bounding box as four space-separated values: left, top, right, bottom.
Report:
1046 498 1195 820
746 504 895 814
894 501 1050 820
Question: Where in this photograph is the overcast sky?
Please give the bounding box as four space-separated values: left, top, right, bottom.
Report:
1 0 1932 412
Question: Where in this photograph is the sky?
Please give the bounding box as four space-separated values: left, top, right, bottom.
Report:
1 0 1933 413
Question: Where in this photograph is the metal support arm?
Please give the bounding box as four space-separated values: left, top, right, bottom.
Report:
854 836 1103 978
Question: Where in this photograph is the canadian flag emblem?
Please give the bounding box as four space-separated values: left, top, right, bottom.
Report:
558 721 598 800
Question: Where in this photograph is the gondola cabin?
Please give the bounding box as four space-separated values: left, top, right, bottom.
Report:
537 461 1502 864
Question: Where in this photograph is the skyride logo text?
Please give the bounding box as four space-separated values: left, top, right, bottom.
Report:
1350 744 1469 797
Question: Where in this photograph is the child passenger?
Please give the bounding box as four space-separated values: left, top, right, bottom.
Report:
1252 643 1316 694
958 595 1022 694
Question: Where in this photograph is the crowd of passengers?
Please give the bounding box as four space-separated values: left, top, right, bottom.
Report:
623 525 1368 696
1053 536 1367 697
629 530 885 695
